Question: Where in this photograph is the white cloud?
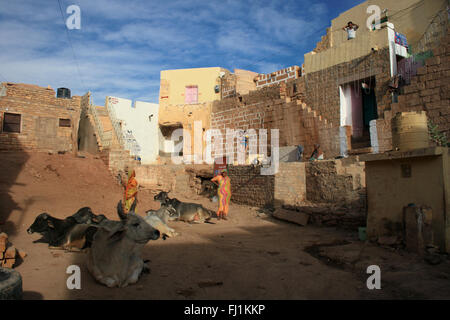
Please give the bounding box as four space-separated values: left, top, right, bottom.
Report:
0 0 332 105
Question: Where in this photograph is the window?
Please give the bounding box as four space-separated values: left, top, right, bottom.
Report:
185 85 198 104
59 118 71 127
2 113 21 133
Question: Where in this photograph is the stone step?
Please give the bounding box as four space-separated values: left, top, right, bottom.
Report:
348 147 373 155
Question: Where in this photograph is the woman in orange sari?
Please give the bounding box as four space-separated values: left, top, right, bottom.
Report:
211 169 231 220
123 168 138 214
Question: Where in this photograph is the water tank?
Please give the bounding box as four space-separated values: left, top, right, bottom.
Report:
57 87 71 99
391 111 429 151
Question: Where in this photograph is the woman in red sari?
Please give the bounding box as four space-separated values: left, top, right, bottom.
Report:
123 168 138 214
211 169 231 220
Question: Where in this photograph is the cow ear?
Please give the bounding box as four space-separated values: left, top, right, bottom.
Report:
47 219 55 229
108 227 127 243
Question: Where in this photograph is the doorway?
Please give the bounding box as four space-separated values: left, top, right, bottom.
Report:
159 124 184 158
340 76 378 150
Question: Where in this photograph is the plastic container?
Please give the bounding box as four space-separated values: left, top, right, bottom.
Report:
391 111 429 151
358 227 367 241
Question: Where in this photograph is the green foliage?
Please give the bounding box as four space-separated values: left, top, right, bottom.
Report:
428 119 449 147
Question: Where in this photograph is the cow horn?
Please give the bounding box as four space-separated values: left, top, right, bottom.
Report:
117 200 127 221
130 199 137 213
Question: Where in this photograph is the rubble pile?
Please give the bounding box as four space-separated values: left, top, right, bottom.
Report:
0 233 27 269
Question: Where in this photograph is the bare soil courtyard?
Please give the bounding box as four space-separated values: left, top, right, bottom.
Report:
1 152 449 299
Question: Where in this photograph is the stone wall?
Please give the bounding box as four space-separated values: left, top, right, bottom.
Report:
0 82 83 153
313 27 331 53
297 48 392 127
78 109 100 154
210 48 392 159
255 66 300 89
305 159 366 211
395 28 450 138
221 73 237 99
133 158 366 228
216 159 364 209
373 26 450 151
228 165 275 207
211 81 341 159
135 164 212 195
274 162 307 207
100 148 140 177
221 69 259 99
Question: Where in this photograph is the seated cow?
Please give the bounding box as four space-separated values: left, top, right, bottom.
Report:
27 207 107 251
86 200 160 288
154 191 216 224
144 203 179 239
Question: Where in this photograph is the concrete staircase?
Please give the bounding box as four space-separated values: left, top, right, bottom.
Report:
288 94 371 157
272 90 341 158
84 94 141 174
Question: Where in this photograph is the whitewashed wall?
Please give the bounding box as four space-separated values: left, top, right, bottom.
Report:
109 96 160 164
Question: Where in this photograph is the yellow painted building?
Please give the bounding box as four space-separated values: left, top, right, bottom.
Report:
158 67 260 160
159 67 229 107
158 67 230 160
304 0 447 73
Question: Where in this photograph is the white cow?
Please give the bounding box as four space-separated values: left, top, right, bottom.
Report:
86 201 160 288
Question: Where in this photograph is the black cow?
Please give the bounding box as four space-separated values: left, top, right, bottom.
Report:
71 207 107 225
27 207 107 250
153 191 216 224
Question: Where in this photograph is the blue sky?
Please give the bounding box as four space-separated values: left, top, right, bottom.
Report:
0 0 363 105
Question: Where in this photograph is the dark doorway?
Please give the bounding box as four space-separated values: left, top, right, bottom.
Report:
350 76 377 150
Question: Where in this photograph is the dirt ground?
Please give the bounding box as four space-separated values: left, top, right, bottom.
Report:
1 152 449 300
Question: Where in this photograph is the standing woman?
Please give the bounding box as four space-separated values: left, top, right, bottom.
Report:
211 169 231 220
123 168 139 214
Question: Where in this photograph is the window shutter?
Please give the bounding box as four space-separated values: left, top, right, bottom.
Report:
185 86 198 104
3 113 21 133
59 118 71 127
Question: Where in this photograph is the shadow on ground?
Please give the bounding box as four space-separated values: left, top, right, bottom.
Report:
61 216 450 300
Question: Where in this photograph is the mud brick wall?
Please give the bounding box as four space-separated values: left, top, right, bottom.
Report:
305 159 366 211
255 66 300 89
211 85 282 158
221 73 237 99
274 162 307 206
134 163 305 208
103 149 140 177
298 48 392 127
228 163 309 207
135 164 184 192
211 83 342 160
133 160 365 218
211 49 392 159
134 164 213 195
219 159 365 210
373 27 450 150
0 83 83 153
227 165 275 207
392 29 450 139
313 27 331 53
